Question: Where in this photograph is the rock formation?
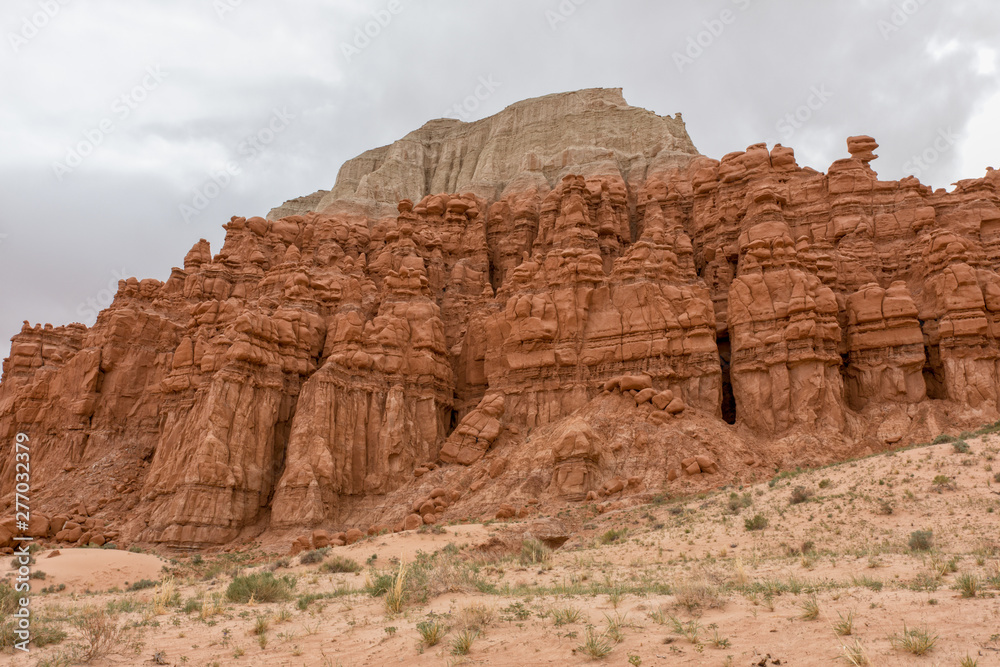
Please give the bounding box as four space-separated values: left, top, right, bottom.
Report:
1 89 998 551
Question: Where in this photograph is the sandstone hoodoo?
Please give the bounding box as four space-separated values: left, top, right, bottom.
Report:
2 88 999 550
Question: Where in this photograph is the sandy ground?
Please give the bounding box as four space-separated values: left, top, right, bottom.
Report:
4 432 1000 666
2 549 170 596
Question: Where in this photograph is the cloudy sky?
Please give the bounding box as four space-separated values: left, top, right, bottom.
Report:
1 0 998 349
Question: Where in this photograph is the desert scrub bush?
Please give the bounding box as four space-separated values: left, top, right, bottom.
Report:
321 555 362 574
744 513 768 531
832 610 855 636
72 607 143 663
577 626 614 659
298 548 329 565
599 528 628 545
152 577 179 614
456 603 495 635
789 486 813 505
889 623 937 655
851 575 883 592
267 558 290 571
450 628 479 656
932 433 956 444
127 579 157 592
726 492 752 514
931 475 955 492
549 606 582 626
603 611 628 644
952 440 971 454
251 614 270 636
519 538 551 565
383 564 408 613
672 579 724 614
908 530 934 552
225 572 295 603
0 616 68 649
841 639 870 666
668 616 701 643
417 522 446 534
365 569 396 597
416 618 448 647
954 573 980 598
0 581 17 616
798 596 820 620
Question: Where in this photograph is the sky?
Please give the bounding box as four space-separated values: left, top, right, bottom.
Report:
1 0 998 349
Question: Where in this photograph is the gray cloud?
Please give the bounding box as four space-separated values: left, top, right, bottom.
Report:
1 0 998 347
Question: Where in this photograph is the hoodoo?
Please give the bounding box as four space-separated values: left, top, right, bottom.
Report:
3 88 1000 549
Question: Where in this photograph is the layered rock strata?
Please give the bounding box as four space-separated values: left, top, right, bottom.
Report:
2 89 999 549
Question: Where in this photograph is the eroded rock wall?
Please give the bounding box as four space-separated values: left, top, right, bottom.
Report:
3 90 1000 549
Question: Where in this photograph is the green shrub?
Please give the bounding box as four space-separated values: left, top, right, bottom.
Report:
299 548 329 565
908 530 933 552
519 538 551 565
600 528 628 545
790 486 813 505
127 579 157 592
225 572 295 603
952 440 970 454
321 556 362 574
727 492 752 514
0 581 18 616
744 514 769 531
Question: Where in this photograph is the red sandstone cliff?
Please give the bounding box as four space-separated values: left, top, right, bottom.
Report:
1 89 998 550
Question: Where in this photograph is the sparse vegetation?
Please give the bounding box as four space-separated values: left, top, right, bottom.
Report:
832 610 855 636
889 623 937 655
519 538 551 565
798 596 819 620
600 528 628 544
789 485 813 505
955 573 980 598
744 513 768 531
298 548 329 565
416 619 448 647
73 608 143 663
908 530 934 552
450 628 479 656
577 626 614 659
841 639 870 666
321 555 362 573
550 606 582 626
225 572 295 603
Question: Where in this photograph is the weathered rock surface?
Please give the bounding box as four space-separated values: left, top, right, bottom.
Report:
2 91 999 550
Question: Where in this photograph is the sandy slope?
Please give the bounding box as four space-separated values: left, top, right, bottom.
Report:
5 432 1000 666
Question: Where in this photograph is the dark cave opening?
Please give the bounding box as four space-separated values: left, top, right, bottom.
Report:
718 334 736 425
923 343 947 399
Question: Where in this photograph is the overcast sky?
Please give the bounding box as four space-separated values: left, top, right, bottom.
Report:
1 0 998 349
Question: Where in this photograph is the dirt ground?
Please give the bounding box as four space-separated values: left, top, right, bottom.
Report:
3 431 1000 666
